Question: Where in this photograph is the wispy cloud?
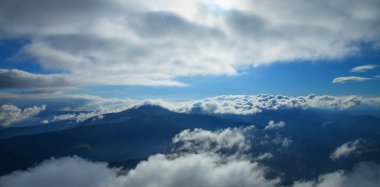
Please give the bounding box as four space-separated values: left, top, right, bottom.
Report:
332 76 372 83
265 120 286 130
351 64 378 73
330 139 366 160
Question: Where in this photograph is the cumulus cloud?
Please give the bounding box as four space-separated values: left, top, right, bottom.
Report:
0 127 281 187
293 162 380 187
0 104 45 127
172 126 254 154
330 139 366 160
1 0 379 86
1 94 380 120
265 120 286 130
351 64 378 72
333 76 372 83
0 154 280 187
176 94 380 115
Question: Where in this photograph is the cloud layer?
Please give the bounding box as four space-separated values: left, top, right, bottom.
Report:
0 104 45 127
174 94 380 115
1 0 380 87
1 94 380 125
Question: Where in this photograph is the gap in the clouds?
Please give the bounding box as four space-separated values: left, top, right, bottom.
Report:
70 56 380 100
0 38 65 74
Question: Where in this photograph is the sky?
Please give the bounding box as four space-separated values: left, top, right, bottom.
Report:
2 1 380 186
0 0 380 101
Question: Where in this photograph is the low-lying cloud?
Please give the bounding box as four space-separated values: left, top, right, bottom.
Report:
1 94 380 124
330 139 367 160
293 162 380 187
1 127 379 187
174 94 380 115
265 120 286 130
0 104 45 127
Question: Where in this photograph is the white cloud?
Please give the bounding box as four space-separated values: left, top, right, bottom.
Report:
0 104 45 127
293 162 380 187
333 76 372 83
265 120 286 130
273 136 293 148
0 127 281 187
1 0 379 86
1 94 380 119
172 126 254 154
256 153 274 161
330 139 366 160
175 95 380 115
351 64 378 72
2 156 379 187
0 154 280 187
0 156 118 187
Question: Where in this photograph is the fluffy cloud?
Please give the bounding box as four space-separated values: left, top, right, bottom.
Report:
0 127 281 187
1 0 379 87
172 126 254 154
2 156 379 187
265 120 286 130
0 154 280 187
293 162 380 187
1 94 380 120
351 64 378 72
0 104 45 127
176 95 380 115
330 139 366 160
333 76 372 83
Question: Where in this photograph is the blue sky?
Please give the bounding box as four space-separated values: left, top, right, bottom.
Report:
1 39 379 100
71 60 380 100
0 0 380 101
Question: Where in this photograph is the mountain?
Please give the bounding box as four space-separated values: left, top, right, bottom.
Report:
0 105 246 176
0 105 379 184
